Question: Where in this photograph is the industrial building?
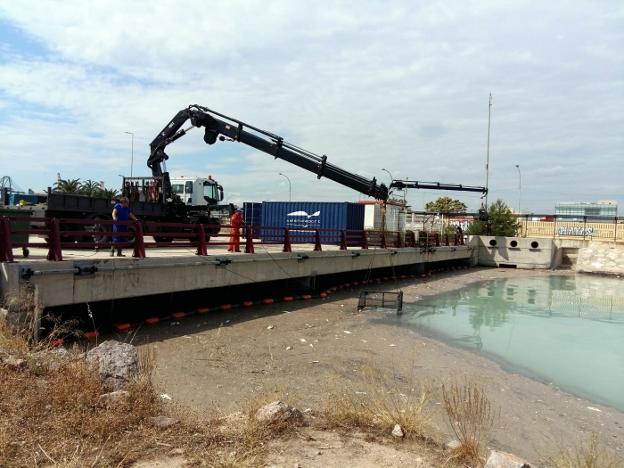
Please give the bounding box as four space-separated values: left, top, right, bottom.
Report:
554 200 617 220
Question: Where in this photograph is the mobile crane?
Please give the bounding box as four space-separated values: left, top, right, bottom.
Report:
42 105 389 242
148 104 389 203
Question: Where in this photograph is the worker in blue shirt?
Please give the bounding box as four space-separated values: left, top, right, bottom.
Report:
111 196 137 257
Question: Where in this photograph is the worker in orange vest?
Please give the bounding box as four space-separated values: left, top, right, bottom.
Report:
227 209 243 252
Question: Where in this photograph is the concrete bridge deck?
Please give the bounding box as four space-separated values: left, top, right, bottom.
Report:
1 244 473 309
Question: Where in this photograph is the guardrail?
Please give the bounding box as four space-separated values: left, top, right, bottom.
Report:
0 215 465 262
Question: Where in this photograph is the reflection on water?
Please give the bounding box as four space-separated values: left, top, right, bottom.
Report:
401 275 624 411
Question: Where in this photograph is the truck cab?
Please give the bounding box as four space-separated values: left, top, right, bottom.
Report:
169 176 223 206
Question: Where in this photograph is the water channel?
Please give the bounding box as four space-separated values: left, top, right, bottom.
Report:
399 274 624 411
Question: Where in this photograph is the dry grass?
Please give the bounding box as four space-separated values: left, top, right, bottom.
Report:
441 381 497 467
0 319 304 467
0 346 162 466
321 364 431 440
546 433 624 468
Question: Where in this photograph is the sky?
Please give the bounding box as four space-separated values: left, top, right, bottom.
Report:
0 1 622 213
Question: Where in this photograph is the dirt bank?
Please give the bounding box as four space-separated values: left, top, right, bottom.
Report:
134 267 624 463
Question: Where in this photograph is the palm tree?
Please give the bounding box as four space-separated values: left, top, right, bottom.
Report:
99 188 120 200
80 179 102 197
53 178 82 193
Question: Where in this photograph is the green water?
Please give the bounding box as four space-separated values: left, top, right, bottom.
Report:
400 275 624 411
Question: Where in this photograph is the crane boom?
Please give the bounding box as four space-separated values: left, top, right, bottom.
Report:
390 180 488 194
149 105 389 201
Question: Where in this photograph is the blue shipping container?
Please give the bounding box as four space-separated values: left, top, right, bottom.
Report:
260 201 364 245
9 193 42 206
242 202 262 238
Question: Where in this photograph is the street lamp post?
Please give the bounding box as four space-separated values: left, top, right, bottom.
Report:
515 164 522 214
381 168 394 187
279 172 291 201
124 131 134 178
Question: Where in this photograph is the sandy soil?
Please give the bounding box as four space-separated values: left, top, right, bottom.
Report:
134 267 624 465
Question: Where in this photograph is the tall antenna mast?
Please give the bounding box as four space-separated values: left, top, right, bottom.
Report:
485 93 492 209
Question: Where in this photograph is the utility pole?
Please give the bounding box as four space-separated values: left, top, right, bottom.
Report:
485 93 492 209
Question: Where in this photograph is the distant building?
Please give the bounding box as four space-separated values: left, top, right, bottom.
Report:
555 200 617 219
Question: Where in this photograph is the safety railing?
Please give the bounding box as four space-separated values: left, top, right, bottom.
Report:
0 215 465 262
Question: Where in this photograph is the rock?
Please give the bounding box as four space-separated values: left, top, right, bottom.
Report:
98 390 130 406
392 424 404 438
86 340 139 390
150 415 179 429
254 401 303 425
30 347 70 372
484 450 531 468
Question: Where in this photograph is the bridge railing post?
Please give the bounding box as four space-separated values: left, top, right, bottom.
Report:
395 231 403 248
314 229 322 251
245 226 255 254
282 228 292 252
340 230 347 250
0 216 14 262
132 221 146 258
47 218 63 261
196 223 207 256
361 230 368 249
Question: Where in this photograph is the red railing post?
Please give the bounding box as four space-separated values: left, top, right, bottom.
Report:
314 229 322 251
361 231 368 249
380 231 387 249
46 218 63 261
340 230 347 250
196 223 207 256
444 233 449 246
245 226 255 254
406 231 412 247
282 228 292 252
132 220 146 258
435 232 440 247
0 217 14 262
395 231 403 248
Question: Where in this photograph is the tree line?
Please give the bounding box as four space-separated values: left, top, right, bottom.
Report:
424 196 520 236
53 178 120 200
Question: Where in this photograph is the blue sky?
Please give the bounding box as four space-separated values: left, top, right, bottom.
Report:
0 1 622 213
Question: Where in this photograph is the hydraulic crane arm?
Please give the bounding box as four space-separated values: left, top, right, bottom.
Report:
149 105 389 201
390 180 488 194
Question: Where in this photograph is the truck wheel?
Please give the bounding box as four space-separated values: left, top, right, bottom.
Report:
205 218 221 236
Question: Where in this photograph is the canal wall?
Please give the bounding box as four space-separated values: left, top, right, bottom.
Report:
0 246 473 309
576 242 624 276
472 236 556 269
